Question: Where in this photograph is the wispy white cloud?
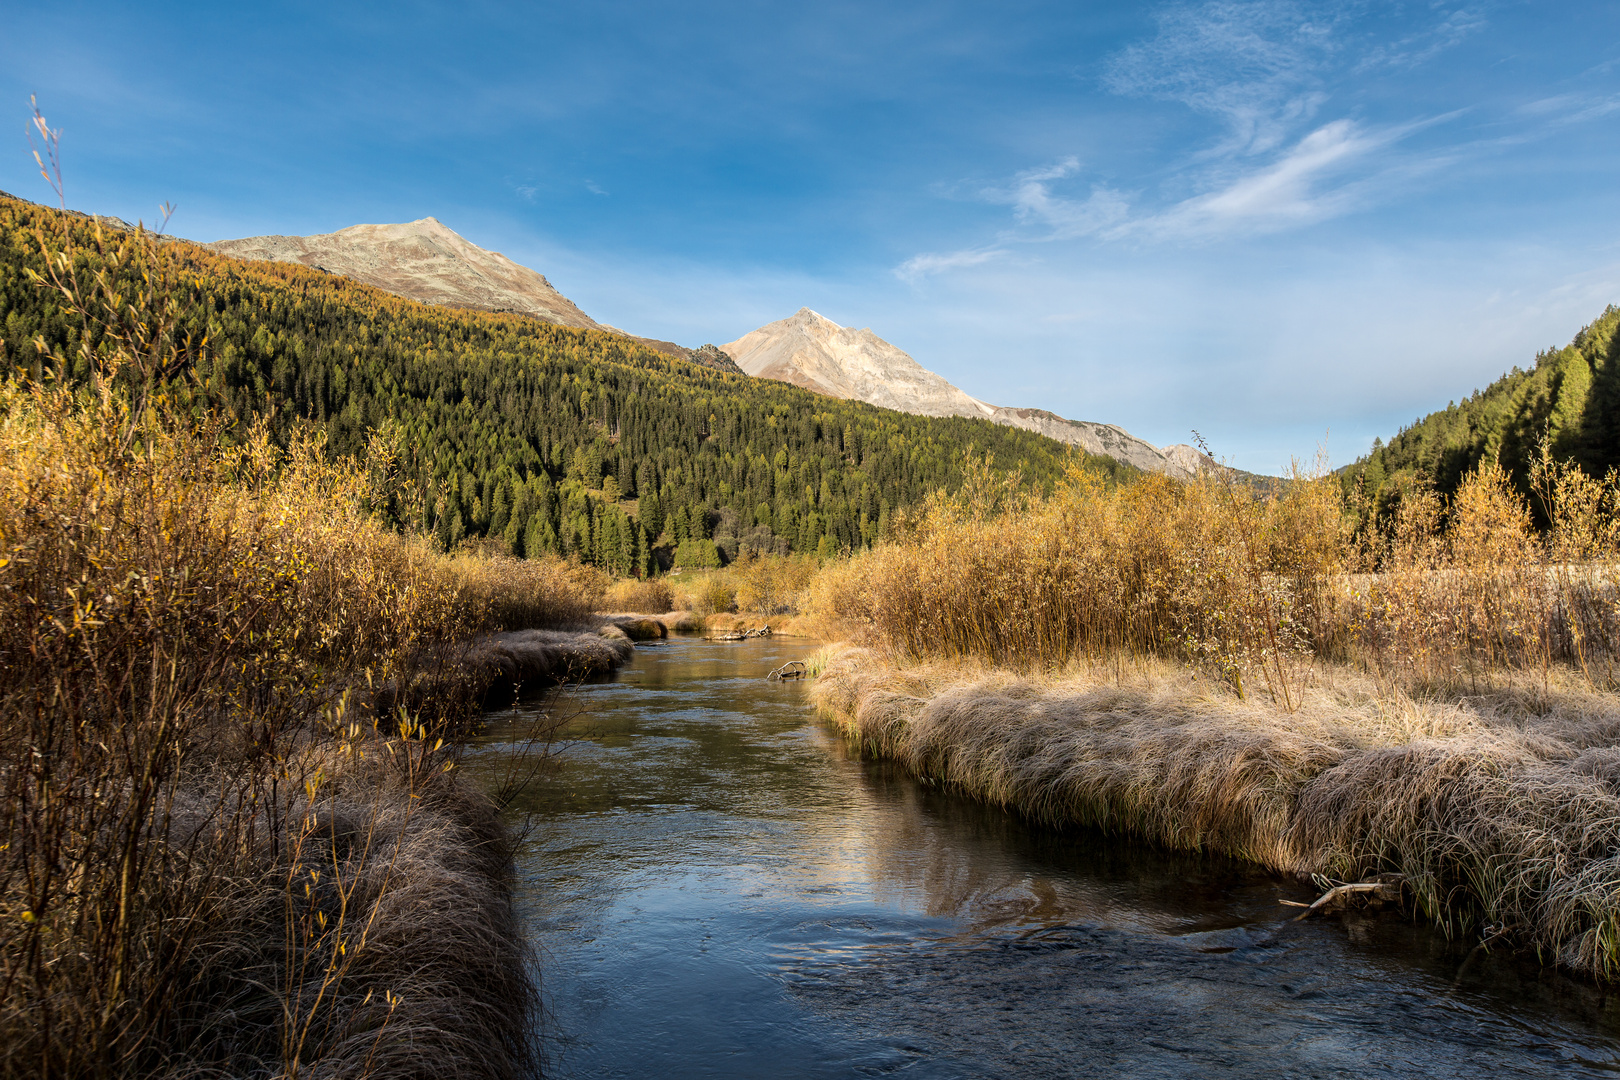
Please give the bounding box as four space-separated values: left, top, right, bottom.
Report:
585 179 609 196
1103 0 1342 157
895 1 1494 277
895 246 1006 283
1354 6 1486 73
894 114 1433 276
1136 117 1418 237
984 158 1132 240
1515 92 1620 125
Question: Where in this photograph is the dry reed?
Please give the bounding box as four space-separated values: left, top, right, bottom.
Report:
668 554 818 619
605 575 673 614
815 452 1620 699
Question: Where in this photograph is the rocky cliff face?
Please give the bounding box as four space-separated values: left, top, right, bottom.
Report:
724 309 1190 477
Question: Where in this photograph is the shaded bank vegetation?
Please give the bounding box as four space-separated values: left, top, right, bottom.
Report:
811 448 1620 978
0 177 611 1076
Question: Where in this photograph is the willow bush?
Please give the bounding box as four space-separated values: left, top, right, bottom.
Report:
817 450 1620 701
0 146 558 1077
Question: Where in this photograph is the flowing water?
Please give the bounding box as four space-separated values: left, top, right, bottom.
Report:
469 635 1620 1078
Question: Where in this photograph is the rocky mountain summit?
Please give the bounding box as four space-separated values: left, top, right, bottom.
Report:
1161 443 1220 475
210 218 742 374
213 217 604 328
723 308 997 419
724 309 1191 477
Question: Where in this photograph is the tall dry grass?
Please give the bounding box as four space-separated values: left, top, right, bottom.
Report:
730 553 818 616
0 156 567 1077
814 457 1340 704
669 568 737 616
811 449 1620 978
815 452 1620 700
1342 452 1620 690
814 649 1620 978
667 554 818 618
604 575 673 614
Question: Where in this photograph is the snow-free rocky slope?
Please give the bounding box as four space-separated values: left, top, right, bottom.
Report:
210 219 742 373
724 309 1190 477
213 218 602 328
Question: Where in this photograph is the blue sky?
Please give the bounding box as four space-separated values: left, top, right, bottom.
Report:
3 1 1617 472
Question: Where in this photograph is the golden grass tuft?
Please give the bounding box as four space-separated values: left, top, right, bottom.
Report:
814 647 1620 978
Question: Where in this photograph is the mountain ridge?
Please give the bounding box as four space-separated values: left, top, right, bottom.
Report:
723 308 1193 478
210 218 744 374
209 216 1217 478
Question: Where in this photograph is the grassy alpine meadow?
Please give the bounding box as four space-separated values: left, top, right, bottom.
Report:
0 198 612 1077
809 451 1620 979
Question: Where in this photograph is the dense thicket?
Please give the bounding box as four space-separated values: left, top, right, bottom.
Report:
0 194 1129 574
1342 305 1620 521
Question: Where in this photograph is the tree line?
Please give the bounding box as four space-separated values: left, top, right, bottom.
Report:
0 194 1134 575
1341 305 1620 529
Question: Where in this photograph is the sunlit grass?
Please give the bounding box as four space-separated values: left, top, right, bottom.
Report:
810 446 1620 979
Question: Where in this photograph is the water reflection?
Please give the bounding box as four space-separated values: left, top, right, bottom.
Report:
468 636 1620 1079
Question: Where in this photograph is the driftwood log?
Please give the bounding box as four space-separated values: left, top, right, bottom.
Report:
1281 874 1406 921
710 625 774 641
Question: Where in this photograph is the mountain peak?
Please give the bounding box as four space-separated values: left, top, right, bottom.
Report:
208 217 744 373
210 218 602 329
723 309 996 420
722 310 1192 477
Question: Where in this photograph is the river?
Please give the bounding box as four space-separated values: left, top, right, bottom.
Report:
469 634 1620 1078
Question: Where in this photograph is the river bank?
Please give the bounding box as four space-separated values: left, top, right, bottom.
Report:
811 644 1620 981
477 634 1620 1079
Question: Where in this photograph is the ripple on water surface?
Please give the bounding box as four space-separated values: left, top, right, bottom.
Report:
467 636 1620 1079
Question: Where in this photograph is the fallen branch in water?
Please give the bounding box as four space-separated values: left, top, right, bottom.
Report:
1282 874 1406 921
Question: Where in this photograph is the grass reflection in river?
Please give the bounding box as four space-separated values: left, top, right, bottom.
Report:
467 636 1620 1079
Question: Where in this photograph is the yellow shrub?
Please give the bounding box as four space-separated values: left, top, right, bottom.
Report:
606 576 674 613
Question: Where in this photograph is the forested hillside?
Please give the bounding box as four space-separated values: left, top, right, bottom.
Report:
0 195 1127 574
1341 304 1620 515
